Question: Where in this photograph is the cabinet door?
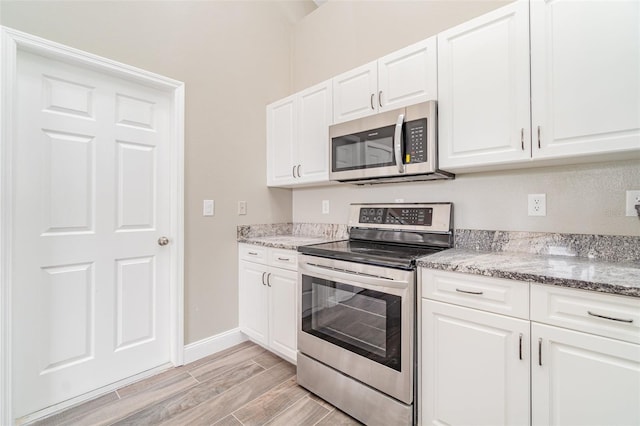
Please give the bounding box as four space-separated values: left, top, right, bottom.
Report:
438 0 531 170
378 37 437 112
333 61 378 123
531 0 640 159
266 95 297 187
532 322 640 425
267 267 298 363
238 260 268 346
297 80 332 185
422 299 530 426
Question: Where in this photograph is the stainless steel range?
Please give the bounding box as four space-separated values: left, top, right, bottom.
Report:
296 202 453 425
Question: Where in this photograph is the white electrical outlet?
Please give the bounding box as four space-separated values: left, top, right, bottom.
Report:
203 199 214 216
528 194 546 216
625 190 640 216
238 201 247 215
322 200 330 214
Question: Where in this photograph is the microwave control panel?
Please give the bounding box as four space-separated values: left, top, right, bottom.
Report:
405 118 428 164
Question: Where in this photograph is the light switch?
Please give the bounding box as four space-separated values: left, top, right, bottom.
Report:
203 199 214 216
238 201 247 215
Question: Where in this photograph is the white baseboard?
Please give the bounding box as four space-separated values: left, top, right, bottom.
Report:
183 328 248 365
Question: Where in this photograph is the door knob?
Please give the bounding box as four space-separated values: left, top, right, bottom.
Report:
158 236 170 246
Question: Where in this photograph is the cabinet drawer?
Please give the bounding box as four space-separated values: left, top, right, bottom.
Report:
421 269 529 319
531 284 640 344
269 249 298 271
239 244 267 264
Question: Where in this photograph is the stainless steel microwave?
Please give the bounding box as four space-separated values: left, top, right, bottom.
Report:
329 101 453 184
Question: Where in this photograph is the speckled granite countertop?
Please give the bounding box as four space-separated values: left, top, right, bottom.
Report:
237 223 348 251
418 249 640 298
238 235 337 251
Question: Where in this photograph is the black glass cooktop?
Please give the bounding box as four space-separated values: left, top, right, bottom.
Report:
298 239 442 270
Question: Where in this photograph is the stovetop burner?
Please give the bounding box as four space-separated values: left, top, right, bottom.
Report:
299 240 442 270
298 203 454 270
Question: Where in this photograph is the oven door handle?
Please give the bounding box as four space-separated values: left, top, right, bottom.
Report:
300 262 410 290
394 113 405 174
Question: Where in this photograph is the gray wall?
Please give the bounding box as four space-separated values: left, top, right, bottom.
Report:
291 1 640 237
0 0 311 344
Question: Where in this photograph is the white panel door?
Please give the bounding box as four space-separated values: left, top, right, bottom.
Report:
531 0 640 159
12 50 172 418
266 95 297 187
297 80 332 185
438 0 531 170
378 37 437 111
332 61 378 123
267 267 297 363
532 323 640 425
422 299 530 426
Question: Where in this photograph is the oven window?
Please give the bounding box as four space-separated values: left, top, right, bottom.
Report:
301 274 402 371
332 124 396 172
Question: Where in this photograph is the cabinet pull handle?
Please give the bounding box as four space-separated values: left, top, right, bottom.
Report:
521 128 524 150
588 311 633 323
261 272 266 286
296 164 301 178
370 93 375 110
248 251 258 256
292 165 296 178
378 91 383 108
519 333 523 360
537 126 541 149
267 273 272 287
455 288 483 295
538 338 543 366
277 257 290 261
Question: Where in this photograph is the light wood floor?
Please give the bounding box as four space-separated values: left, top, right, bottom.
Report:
33 341 362 426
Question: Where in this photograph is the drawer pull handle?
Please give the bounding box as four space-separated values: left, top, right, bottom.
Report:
248 251 258 256
519 333 523 360
455 288 483 295
277 257 290 261
587 311 633 323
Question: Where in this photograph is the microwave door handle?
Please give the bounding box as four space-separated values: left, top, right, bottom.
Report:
394 113 405 173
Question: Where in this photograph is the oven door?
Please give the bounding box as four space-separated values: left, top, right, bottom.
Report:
298 255 414 404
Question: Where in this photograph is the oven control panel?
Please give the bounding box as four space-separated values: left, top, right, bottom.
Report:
358 207 433 226
349 202 452 233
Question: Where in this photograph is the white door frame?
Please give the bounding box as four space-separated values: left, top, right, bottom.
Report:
0 26 185 425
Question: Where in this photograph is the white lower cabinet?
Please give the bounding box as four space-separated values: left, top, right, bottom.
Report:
238 244 298 363
422 299 530 426
421 269 640 425
531 322 640 426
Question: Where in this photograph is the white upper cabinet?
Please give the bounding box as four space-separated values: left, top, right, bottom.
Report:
378 37 438 112
530 0 640 159
266 95 297 187
266 80 332 187
438 0 531 170
333 37 437 123
439 0 640 172
332 61 378 123
297 81 333 184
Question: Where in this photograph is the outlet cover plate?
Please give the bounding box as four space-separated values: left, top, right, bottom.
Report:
528 194 546 216
322 200 330 215
626 190 640 216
